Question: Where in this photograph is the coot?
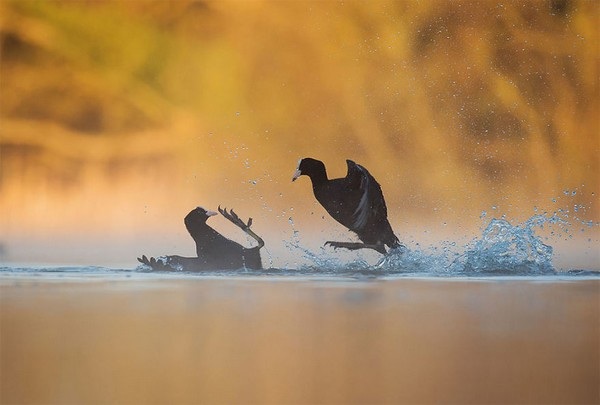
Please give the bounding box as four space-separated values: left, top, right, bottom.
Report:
292 158 403 254
138 206 264 271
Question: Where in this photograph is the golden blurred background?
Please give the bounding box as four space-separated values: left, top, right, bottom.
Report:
0 0 598 267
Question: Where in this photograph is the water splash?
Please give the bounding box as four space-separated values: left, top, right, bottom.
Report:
4 208 597 279
289 212 584 276
450 216 555 275
376 247 451 275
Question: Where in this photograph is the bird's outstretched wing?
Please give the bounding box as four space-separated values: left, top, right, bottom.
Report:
346 160 388 231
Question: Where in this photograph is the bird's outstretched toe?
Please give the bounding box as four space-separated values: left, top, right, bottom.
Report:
218 206 251 229
324 241 337 250
324 241 361 250
323 240 344 250
137 255 166 270
137 255 150 265
325 241 387 254
218 206 265 249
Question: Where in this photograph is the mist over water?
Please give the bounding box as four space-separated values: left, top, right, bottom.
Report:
2 191 598 276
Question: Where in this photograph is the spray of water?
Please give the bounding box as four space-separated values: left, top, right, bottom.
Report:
449 216 556 275
287 210 596 276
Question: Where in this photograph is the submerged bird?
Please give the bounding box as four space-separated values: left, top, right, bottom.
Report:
138 206 264 271
292 157 403 254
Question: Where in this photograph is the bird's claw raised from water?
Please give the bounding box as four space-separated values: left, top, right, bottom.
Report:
218 206 252 230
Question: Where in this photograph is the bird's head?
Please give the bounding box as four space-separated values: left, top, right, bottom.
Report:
292 157 326 182
184 206 218 230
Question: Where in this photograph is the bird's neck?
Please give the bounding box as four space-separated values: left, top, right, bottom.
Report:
187 222 214 241
308 170 328 187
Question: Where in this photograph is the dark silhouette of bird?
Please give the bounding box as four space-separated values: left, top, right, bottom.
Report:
138 206 264 271
292 157 403 254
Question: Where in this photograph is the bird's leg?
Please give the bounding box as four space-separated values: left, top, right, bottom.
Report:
324 241 386 254
218 206 265 248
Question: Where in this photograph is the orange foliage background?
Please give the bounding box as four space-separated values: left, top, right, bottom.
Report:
0 0 598 266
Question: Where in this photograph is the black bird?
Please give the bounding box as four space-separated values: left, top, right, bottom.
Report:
292 157 403 254
138 206 264 271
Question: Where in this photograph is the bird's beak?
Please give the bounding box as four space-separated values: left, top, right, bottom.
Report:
292 169 302 182
206 210 218 217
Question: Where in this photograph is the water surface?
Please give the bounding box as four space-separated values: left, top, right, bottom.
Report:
1 264 598 404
